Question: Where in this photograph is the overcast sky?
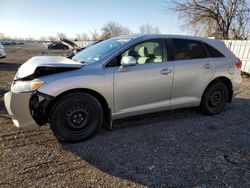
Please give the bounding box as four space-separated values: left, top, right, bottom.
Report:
0 0 185 39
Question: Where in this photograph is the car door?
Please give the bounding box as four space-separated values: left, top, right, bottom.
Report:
111 39 174 118
169 38 215 108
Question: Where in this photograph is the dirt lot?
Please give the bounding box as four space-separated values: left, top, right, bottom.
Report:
0 44 250 187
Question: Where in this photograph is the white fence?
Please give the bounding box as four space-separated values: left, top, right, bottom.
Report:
223 40 250 73
75 41 95 48
39 40 94 48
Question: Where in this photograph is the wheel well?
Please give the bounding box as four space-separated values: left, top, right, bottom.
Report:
46 88 110 126
204 77 233 102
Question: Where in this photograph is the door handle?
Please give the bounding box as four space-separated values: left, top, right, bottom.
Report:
160 68 172 75
204 63 211 69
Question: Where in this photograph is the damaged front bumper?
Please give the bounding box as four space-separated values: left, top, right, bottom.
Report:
4 91 39 130
4 91 53 131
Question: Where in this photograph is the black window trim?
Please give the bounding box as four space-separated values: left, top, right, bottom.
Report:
202 42 225 58
165 38 174 61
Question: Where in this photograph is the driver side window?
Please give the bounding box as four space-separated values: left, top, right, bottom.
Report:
106 39 166 67
122 40 165 65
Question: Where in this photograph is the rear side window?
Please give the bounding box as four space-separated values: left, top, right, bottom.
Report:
172 39 207 60
204 43 224 57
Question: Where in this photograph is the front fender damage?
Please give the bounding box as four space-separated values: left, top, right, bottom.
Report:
4 91 39 130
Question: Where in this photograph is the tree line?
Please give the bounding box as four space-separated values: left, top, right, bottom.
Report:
50 22 161 41
0 22 160 42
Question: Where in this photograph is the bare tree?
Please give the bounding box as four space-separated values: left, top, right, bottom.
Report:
57 32 67 40
139 24 160 34
100 22 130 40
76 33 90 41
39 36 48 41
0 33 5 40
48 36 56 41
232 1 250 39
172 0 250 39
25 36 35 41
90 30 100 41
75 34 81 41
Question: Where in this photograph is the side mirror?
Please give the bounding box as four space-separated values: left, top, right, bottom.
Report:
120 56 136 67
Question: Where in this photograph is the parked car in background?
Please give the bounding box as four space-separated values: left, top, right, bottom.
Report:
47 41 69 50
0 42 6 58
1 41 12 45
16 41 24 45
4 34 242 143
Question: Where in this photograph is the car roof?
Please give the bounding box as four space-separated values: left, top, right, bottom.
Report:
118 34 216 41
117 34 224 49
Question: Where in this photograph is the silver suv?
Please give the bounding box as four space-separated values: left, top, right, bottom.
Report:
4 35 242 142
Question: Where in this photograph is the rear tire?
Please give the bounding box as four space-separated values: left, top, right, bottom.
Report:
49 92 103 143
200 82 229 115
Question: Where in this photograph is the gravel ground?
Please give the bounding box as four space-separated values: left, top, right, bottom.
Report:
0 44 250 187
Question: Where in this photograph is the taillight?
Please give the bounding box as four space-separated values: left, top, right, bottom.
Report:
236 58 242 70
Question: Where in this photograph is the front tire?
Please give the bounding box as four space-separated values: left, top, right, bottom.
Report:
200 82 229 115
49 92 103 143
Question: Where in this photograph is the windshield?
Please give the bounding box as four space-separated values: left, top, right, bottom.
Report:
72 38 131 64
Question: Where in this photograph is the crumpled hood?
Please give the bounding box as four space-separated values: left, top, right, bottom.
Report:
16 56 83 79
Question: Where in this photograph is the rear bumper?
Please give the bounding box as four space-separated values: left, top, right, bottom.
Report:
231 73 242 98
4 91 39 130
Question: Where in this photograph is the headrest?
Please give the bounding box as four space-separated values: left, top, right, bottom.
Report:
138 46 149 57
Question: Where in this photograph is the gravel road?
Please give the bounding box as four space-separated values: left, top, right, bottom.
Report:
0 44 249 187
